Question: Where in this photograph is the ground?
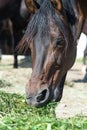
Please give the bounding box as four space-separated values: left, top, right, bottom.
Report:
56 63 87 118
0 55 87 119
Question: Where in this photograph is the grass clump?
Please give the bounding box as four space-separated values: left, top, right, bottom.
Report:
0 79 12 88
0 91 87 130
65 80 74 87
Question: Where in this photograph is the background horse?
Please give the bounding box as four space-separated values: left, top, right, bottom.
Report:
0 19 13 56
0 0 29 68
82 18 87 81
82 18 87 67
19 0 86 107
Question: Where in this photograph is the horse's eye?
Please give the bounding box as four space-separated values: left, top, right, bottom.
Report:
54 38 65 48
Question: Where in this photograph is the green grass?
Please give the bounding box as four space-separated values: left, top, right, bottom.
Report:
0 91 87 130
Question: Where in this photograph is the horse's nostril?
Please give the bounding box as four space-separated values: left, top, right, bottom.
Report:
36 89 48 103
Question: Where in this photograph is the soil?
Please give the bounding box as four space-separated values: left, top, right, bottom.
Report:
0 56 87 118
56 62 87 118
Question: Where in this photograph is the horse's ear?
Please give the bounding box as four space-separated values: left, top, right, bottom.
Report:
25 0 40 13
51 0 62 11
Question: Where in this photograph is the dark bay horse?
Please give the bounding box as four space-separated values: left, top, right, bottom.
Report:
0 19 13 55
82 18 87 65
0 0 29 68
20 0 86 107
82 18 87 80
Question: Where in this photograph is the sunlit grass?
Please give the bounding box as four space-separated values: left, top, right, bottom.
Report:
0 91 87 130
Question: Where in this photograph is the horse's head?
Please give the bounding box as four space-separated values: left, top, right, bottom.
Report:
21 0 76 107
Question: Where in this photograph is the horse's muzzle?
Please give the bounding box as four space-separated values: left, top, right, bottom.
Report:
25 87 50 107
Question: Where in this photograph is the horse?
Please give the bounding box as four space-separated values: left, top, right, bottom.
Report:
82 18 87 66
81 18 87 80
20 0 87 107
0 19 13 56
0 0 29 68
